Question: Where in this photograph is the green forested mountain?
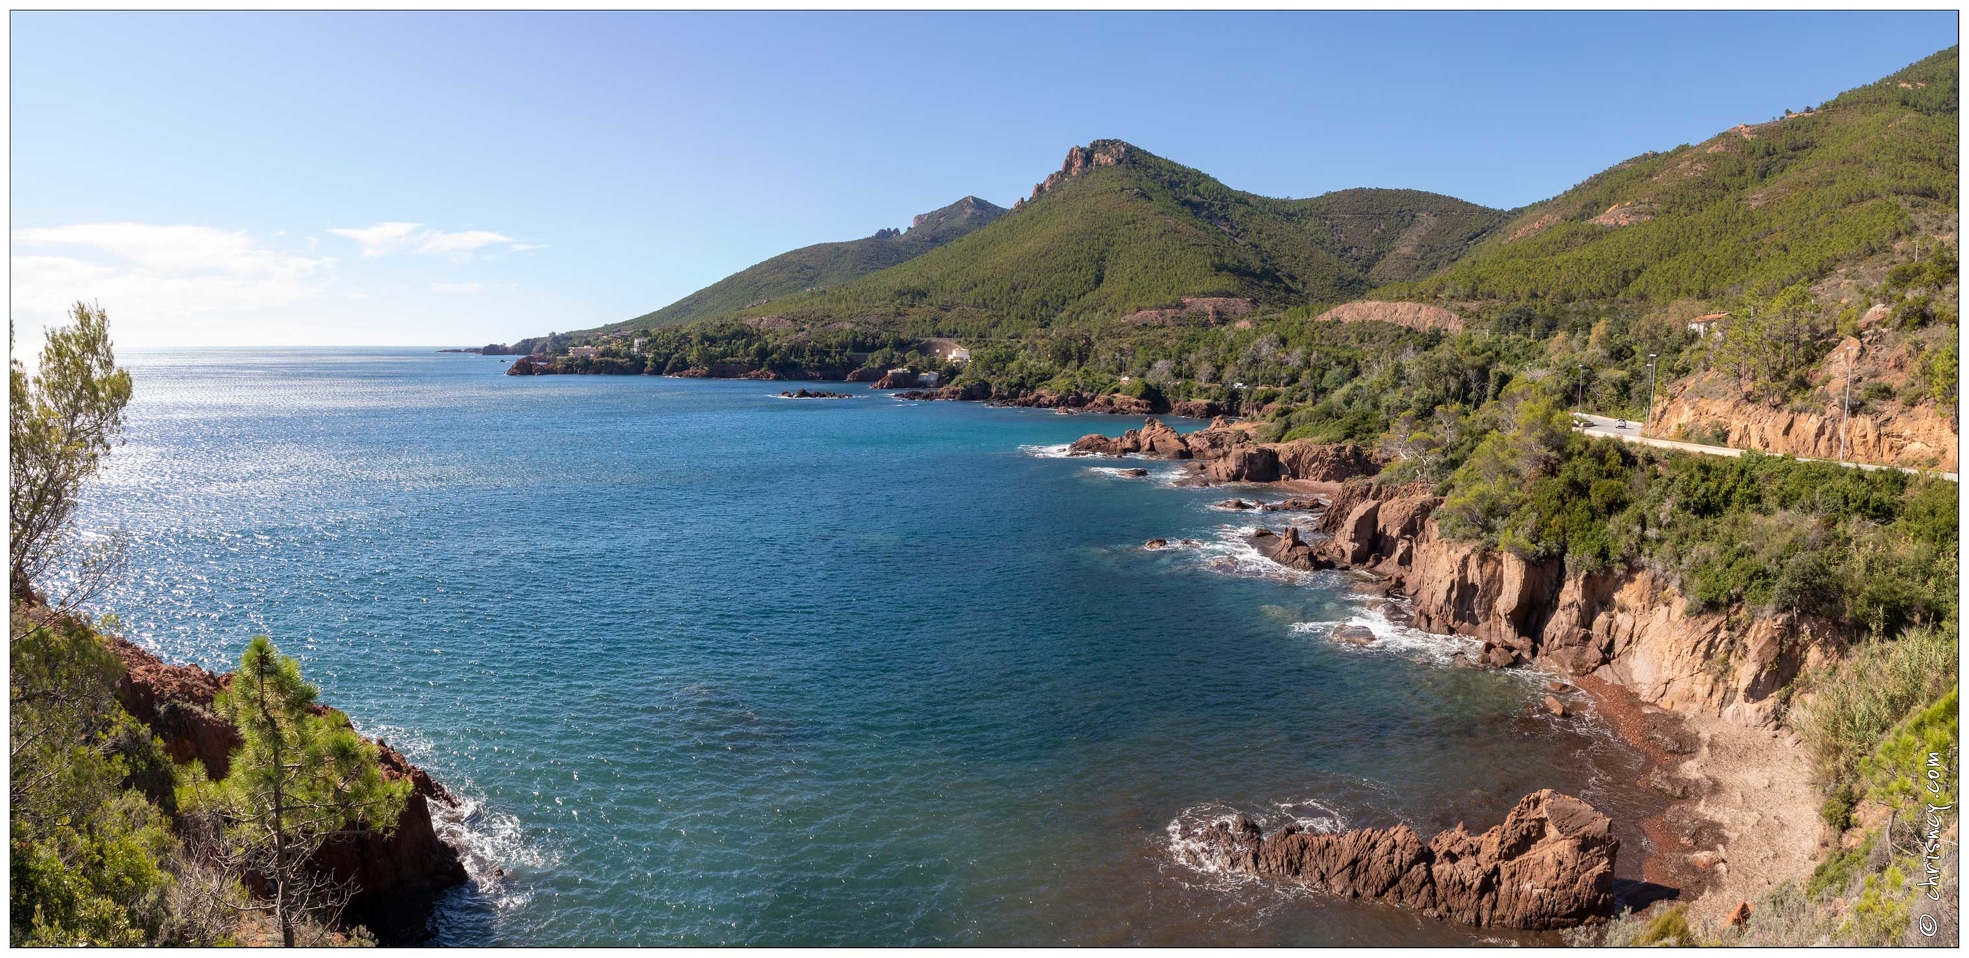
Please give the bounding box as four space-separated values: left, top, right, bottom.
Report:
514 47 1956 355
722 140 1506 339
1378 46 1959 306
511 44 1956 426
604 195 1007 332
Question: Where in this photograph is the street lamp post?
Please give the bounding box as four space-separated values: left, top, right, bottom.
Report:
1839 345 1856 462
1645 354 1657 438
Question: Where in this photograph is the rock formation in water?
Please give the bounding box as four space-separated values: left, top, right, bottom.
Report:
1175 789 1618 929
1067 418 1383 486
1246 526 1331 572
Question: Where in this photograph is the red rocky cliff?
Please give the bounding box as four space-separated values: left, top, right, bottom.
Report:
107 637 470 915
1308 481 1843 727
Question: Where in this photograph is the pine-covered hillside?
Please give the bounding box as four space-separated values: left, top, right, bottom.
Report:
1378 46 1958 307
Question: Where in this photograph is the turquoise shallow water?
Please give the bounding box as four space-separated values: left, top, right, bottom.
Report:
76 348 1661 945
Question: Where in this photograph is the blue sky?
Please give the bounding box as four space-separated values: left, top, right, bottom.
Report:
10 10 1957 348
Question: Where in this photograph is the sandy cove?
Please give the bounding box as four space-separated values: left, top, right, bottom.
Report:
1572 676 1823 929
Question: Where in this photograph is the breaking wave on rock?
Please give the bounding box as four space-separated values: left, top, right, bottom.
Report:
370 725 556 914
1186 523 1331 585
1016 442 1074 458
1290 601 1481 666
1165 798 1351 883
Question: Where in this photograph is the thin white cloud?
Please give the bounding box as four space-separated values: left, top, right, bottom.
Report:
11 223 334 332
430 281 484 294
328 222 541 261
327 221 423 256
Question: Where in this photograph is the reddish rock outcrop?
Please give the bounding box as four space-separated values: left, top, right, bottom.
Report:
1647 337 1957 472
1024 140 1131 202
1068 417 1191 457
1169 399 1232 418
107 637 469 916
1208 446 1280 482
1067 419 1382 484
110 636 239 775
1178 417 1249 461
1177 790 1618 929
1077 394 1158 416
870 370 921 389
1267 440 1381 482
1588 202 1655 227
844 367 888 382
1649 389 1956 473
894 383 993 402
986 390 1159 414
1261 496 1327 512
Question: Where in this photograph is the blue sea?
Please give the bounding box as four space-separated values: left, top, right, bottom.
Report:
76 348 1662 946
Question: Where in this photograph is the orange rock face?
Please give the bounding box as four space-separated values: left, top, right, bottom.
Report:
1650 391 1956 472
1307 485 1846 728
1177 790 1619 929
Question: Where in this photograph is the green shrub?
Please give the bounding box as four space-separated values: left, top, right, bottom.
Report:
1609 905 1702 946
1801 625 1959 787
1858 687 1959 811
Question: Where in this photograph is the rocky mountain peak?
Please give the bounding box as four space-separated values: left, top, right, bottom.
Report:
905 195 1007 237
1024 140 1136 202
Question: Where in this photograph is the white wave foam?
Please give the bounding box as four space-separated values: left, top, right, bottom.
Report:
1164 798 1351 884
367 725 556 912
1187 523 1332 585
1165 803 1247 878
430 794 554 912
1291 599 1481 666
1018 443 1078 459
1085 465 1169 481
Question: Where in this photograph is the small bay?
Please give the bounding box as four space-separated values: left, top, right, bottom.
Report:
78 348 1660 945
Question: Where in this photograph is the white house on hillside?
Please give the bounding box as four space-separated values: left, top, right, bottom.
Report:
1686 313 1728 338
567 346 600 359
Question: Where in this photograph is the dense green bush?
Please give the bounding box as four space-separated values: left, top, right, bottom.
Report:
1799 624 1957 786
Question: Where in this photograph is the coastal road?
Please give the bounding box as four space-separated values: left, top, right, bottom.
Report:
1572 413 1957 483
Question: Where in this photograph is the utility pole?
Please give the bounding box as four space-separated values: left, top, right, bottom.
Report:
1576 364 1585 418
1839 345 1856 462
1645 354 1658 437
